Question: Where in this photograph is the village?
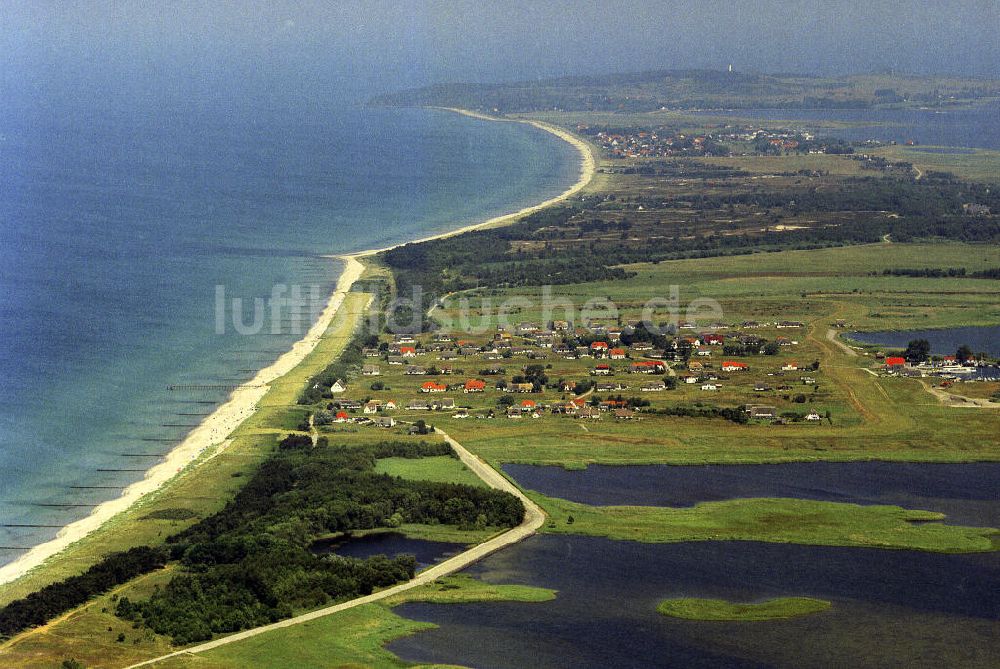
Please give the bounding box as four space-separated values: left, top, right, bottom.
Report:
315 317 838 431
578 123 863 159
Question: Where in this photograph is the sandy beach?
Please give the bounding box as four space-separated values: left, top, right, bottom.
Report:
0 256 363 587
0 108 595 588
358 108 597 256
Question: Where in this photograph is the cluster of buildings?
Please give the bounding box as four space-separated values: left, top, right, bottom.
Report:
581 120 867 160
880 354 987 379
322 317 822 428
581 127 729 158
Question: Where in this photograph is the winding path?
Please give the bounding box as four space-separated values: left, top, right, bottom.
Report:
826 328 858 357
919 380 1000 409
125 429 545 668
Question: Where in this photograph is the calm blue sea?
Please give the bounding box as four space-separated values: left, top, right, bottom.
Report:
0 104 578 564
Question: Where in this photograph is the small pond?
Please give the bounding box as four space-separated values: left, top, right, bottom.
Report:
310 531 464 569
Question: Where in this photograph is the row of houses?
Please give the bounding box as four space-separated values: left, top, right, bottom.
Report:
368 324 803 366
416 379 495 393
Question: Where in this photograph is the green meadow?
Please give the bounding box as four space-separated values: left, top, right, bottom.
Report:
657 597 832 621
149 575 554 669
534 493 999 554
375 455 488 488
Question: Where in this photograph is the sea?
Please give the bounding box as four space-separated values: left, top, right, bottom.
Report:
0 101 580 567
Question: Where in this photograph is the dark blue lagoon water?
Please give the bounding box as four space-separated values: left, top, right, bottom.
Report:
0 104 580 565
697 101 1000 150
310 532 464 570
503 462 1000 526
847 326 1000 358
389 535 1000 669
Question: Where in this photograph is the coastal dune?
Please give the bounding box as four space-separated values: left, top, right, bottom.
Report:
0 108 595 589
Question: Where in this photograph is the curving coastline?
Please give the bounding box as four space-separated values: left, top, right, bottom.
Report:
0 108 595 589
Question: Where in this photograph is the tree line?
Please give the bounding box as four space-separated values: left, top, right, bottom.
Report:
0 438 523 646
0 546 168 639
882 267 1000 279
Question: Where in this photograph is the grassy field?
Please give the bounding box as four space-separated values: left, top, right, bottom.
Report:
534 493 999 553
144 575 554 669
876 145 1000 182
436 243 1000 331
700 152 870 175
421 240 1000 472
657 596 832 621
375 455 488 487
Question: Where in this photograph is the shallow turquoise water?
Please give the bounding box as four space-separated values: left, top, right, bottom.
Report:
0 103 579 563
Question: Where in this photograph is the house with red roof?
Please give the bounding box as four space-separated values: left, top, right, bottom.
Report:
463 379 486 393
721 361 749 372
420 381 447 393
609 348 627 359
884 356 906 368
400 346 417 357
591 363 612 375
630 360 665 374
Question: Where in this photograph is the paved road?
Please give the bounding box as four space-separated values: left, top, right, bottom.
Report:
125 429 545 668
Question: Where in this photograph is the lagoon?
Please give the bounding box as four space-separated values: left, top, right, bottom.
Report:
389 535 1000 668
847 326 1000 358
697 102 1000 150
503 462 1000 526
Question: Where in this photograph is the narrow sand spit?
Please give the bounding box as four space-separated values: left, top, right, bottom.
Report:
0 108 594 588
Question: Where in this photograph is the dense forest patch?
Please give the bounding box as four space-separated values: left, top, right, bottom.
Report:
0 439 523 645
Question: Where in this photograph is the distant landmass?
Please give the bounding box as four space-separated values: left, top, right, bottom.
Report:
372 69 1000 113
